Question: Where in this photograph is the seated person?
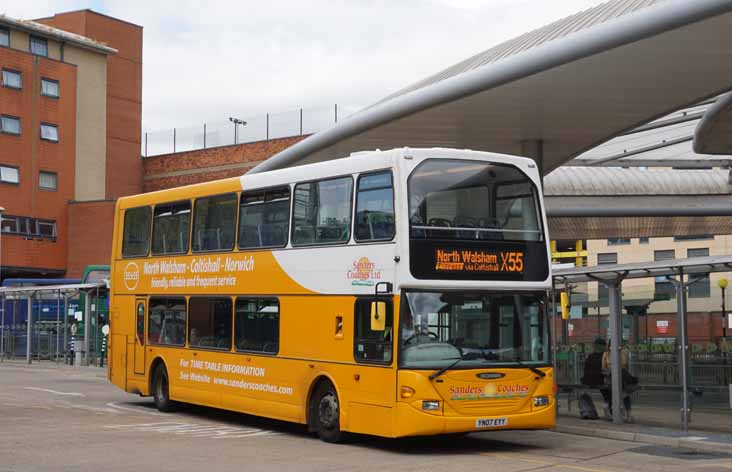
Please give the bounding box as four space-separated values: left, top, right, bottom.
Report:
581 338 606 388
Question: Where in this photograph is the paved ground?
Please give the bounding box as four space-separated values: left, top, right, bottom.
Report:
1 362 732 472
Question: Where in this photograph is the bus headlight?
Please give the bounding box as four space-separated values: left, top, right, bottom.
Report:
422 400 440 411
533 396 550 408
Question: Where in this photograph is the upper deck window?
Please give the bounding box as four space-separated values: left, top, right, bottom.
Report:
238 187 290 249
292 177 353 246
122 206 152 258
152 201 191 255
192 193 237 252
408 160 543 242
355 171 395 242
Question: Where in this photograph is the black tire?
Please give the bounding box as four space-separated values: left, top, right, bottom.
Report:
152 364 176 412
311 381 344 443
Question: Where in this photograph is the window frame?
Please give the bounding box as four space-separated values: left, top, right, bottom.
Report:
0 165 19 185
151 200 192 256
290 175 354 247
40 77 60 98
187 296 234 351
39 170 57 191
36 219 57 239
0 27 9 48
237 186 291 250
234 297 280 356
122 206 152 259
29 35 48 57
147 296 187 347
2 69 22 90
353 297 394 366
1 115 21 135
40 122 59 142
354 170 396 243
192 192 238 253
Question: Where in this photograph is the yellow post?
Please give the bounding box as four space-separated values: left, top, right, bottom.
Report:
560 292 570 320
551 240 558 264
575 240 583 267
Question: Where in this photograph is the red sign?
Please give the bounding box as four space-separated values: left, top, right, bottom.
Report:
656 320 669 335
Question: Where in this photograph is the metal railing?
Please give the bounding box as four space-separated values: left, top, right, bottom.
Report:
142 104 357 158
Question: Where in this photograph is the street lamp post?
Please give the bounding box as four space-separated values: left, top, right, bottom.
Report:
229 117 247 145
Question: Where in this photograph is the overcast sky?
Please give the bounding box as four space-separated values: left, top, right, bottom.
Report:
8 1 607 133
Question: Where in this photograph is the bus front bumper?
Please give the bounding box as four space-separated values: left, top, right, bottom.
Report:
393 401 556 437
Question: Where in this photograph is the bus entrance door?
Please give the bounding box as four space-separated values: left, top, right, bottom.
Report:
134 299 146 375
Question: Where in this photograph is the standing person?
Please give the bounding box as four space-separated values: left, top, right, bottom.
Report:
601 340 636 418
69 321 78 366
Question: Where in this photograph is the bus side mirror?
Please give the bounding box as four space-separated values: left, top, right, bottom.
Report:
370 301 386 331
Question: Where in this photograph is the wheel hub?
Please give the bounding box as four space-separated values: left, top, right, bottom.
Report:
318 393 338 429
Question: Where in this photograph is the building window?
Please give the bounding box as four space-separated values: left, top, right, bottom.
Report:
607 238 630 246
39 171 57 190
639 237 650 244
29 36 48 57
40 123 59 142
192 193 237 252
151 201 191 255
122 206 152 258
235 298 279 354
687 248 710 298
292 177 353 246
597 253 617 307
654 250 676 300
673 234 714 242
40 78 59 98
188 297 233 349
1 115 20 135
238 187 290 249
36 219 56 238
0 28 9 47
148 297 186 346
0 165 19 184
355 171 395 242
2 69 21 89
0 215 56 239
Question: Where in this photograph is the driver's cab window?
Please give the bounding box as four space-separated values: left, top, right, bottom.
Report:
354 299 393 364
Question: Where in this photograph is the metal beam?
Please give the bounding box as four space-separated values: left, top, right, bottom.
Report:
607 280 624 425
584 136 694 167
26 294 32 365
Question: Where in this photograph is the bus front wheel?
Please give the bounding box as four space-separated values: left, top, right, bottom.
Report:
312 381 344 443
152 364 177 412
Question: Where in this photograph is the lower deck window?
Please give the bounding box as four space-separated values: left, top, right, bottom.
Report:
148 297 186 346
188 297 232 349
235 298 279 354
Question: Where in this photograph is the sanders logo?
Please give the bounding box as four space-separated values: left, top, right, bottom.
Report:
346 257 381 287
123 262 140 291
477 372 505 380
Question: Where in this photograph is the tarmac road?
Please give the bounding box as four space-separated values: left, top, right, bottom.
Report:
1 362 731 472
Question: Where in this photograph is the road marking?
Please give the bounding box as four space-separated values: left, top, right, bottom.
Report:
105 421 281 439
480 452 612 472
106 402 165 416
24 387 85 397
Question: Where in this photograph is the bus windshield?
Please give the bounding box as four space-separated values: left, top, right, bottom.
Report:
408 159 543 242
399 291 549 369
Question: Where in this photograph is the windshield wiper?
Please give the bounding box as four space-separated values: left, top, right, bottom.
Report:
428 352 482 381
511 357 546 378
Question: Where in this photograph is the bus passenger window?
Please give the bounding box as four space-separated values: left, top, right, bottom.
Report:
354 299 393 364
151 201 191 255
192 193 237 252
238 187 290 249
234 298 279 354
188 297 233 349
292 177 353 245
148 297 186 346
122 206 151 258
355 171 395 242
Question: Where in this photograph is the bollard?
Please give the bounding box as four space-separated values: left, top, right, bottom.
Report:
729 384 731 409
75 348 82 368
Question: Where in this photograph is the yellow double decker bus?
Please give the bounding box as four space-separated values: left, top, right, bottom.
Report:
108 148 554 442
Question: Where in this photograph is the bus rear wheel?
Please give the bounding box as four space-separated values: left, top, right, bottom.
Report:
152 364 177 412
312 382 344 443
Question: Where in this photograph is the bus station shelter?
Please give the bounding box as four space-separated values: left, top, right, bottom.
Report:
553 255 732 430
0 282 107 366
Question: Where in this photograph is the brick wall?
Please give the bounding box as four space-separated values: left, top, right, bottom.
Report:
66 199 115 278
142 135 307 192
